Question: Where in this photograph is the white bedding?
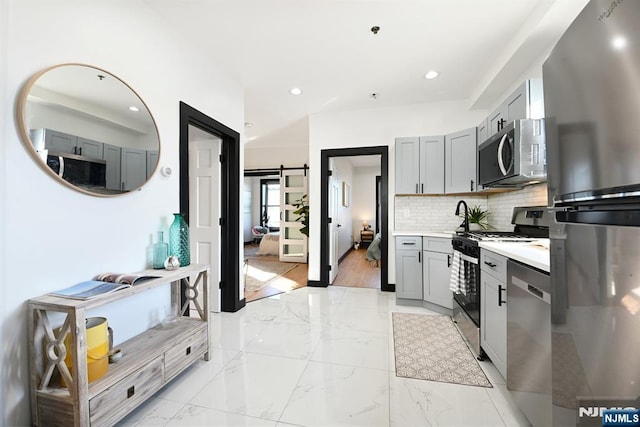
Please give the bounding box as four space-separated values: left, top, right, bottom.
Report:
256 233 280 255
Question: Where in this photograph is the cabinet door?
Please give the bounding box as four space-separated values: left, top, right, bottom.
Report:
146 150 159 178
504 81 527 123
44 129 76 154
103 143 122 190
77 137 104 160
488 109 506 137
419 135 444 194
445 127 477 193
395 137 419 194
121 147 147 191
395 250 422 299
423 250 453 309
481 273 507 378
477 118 489 145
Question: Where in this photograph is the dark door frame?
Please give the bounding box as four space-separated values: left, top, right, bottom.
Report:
318 146 392 292
179 101 244 312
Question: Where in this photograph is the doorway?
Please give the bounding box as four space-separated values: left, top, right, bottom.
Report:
319 146 391 292
179 102 243 313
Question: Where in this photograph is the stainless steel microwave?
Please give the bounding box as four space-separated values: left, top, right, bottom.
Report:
478 119 546 188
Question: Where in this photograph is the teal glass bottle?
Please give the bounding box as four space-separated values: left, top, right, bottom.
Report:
152 231 169 269
169 213 190 267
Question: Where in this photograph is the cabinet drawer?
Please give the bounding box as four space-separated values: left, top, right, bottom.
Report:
423 237 451 254
480 250 507 280
90 357 163 427
164 328 208 381
396 236 422 250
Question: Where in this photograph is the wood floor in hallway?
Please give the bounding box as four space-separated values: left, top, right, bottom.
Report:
332 248 381 289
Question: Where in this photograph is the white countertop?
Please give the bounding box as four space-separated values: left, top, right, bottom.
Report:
393 230 456 238
479 239 550 272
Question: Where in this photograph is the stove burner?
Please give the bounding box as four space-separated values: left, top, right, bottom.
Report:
463 231 537 241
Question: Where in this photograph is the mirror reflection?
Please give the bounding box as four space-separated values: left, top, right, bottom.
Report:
17 63 160 196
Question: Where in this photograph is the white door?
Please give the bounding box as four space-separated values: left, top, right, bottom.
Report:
329 174 340 283
188 124 222 312
279 169 308 263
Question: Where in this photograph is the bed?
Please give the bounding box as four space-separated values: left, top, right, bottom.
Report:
256 232 280 256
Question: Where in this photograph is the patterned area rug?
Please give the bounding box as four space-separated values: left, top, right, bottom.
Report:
392 313 492 388
244 257 297 292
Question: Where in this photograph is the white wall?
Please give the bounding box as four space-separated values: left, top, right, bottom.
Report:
1 2 244 425
308 101 488 284
244 145 308 169
331 158 354 259
352 166 380 241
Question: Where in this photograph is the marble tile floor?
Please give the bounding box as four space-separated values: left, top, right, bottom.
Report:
117 286 531 427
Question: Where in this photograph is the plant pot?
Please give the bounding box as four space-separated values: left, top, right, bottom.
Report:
469 223 483 231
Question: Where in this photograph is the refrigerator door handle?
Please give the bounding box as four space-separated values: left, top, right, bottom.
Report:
497 133 509 176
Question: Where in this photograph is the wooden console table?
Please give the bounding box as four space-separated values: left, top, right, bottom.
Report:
27 264 210 427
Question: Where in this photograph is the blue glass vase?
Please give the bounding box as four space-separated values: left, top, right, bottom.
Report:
152 231 169 269
169 213 190 267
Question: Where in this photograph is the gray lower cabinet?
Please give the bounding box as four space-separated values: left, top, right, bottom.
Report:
422 237 453 309
445 127 477 193
480 249 508 379
395 236 423 299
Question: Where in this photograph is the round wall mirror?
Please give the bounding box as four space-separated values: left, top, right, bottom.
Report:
16 63 160 196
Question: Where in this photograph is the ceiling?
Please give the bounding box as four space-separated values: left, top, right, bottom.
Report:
144 0 589 148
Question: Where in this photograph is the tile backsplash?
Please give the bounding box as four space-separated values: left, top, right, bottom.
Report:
394 184 548 232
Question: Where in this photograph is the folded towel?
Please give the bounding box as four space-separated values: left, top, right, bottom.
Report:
449 251 463 295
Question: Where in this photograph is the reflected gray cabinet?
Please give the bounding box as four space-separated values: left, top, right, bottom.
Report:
445 127 477 193
42 129 104 160
395 236 423 300
103 143 122 191
422 237 453 309
395 136 444 194
146 150 159 179
480 249 508 379
477 118 489 146
121 148 147 191
488 79 544 137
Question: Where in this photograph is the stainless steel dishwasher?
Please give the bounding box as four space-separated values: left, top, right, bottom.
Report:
506 259 551 427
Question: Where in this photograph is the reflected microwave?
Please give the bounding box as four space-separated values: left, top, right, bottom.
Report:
47 152 106 188
478 119 546 188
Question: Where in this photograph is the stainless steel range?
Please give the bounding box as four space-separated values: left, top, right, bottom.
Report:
450 206 550 358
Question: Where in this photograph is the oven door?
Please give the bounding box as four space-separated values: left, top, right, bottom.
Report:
452 250 480 327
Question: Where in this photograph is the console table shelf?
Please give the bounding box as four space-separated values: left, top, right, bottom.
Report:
27 264 210 427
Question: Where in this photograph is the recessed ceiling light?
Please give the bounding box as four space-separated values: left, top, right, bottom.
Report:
612 36 627 50
129 106 139 112
289 87 303 95
424 70 439 80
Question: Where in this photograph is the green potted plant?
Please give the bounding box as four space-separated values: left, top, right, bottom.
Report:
468 205 490 230
292 194 309 237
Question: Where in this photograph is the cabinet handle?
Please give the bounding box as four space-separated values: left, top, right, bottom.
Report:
186 346 192 356
470 180 474 191
78 146 82 155
415 183 419 193
498 285 506 307
418 251 421 263
402 242 415 246
484 261 497 268
447 254 451 267
127 386 135 398
73 146 77 154
421 183 424 194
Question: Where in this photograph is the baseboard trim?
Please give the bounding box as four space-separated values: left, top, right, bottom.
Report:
338 247 353 264
307 280 327 287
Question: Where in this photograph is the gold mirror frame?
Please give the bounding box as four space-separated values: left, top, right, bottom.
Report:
16 63 160 197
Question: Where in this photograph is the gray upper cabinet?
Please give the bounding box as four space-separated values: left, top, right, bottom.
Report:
445 127 477 193
121 148 147 191
488 79 544 137
43 129 76 154
477 118 489 146
395 135 444 194
420 136 445 194
76 137 104 160
146 150 159 179
103 143 122 191
395 137 420 194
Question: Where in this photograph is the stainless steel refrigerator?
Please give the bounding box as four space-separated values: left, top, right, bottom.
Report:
544 0 640 425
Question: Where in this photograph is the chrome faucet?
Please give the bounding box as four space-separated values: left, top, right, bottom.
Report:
455 200 469 233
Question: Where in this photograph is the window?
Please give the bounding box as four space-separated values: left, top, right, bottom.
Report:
260 179 280 231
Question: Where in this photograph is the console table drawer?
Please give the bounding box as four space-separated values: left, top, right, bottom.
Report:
90 356 163 427
164 328 208 381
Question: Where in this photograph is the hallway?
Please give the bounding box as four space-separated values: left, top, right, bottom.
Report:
332 248 381 288
118 287 528 426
